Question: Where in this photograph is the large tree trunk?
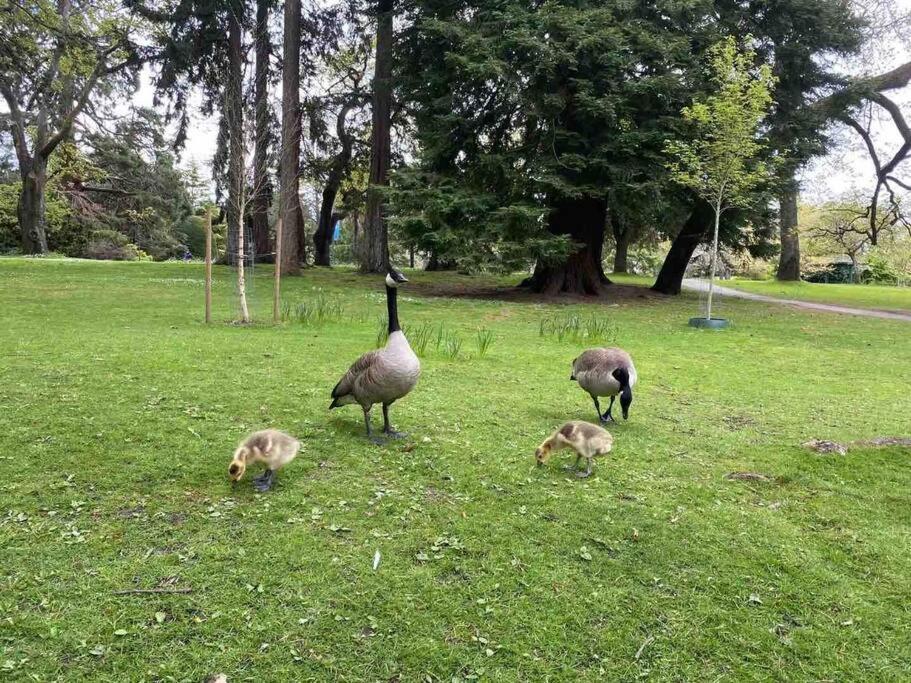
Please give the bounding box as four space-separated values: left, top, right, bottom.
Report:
524 196 610 295
314 186 338 266
776 183 801 281
313 104 356 266
250 0 272 263
279 0 302 274
18 157 49 254
610 211 630 274
360 0 393 273
227 11 249 322
351 208 360 253
651 200 713 295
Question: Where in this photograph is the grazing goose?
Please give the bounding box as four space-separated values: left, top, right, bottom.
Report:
571 347 637 423
330 267 421 442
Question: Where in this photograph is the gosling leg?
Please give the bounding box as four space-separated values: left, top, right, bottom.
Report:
601 396 616 423
254 469 275 492
564 454 582 472
575 458 593 479
382 403 407 439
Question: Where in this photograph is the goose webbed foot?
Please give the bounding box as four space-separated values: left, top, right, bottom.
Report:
253 470 275 492
381 404 405 439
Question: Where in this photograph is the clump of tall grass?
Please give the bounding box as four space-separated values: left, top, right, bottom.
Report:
375 319 469 360
443 331 463 360
475 328 494 357
281 293 344 325
538 313 617 344
375 319 439 357
409 322 435 357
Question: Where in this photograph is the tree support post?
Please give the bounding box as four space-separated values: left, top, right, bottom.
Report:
205 208 212 324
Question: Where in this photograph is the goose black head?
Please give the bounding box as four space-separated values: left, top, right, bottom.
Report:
385 268 408 288
612 367 633 420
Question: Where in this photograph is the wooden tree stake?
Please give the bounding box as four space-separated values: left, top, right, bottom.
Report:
273 217 283 323
205 207 212 324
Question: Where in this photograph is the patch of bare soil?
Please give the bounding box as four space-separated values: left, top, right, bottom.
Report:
853 437 911 448
803 439 848 455
725 472 773 483
803 437 911 455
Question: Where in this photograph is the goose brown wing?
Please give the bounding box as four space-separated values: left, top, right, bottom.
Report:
331 349 382 401
573 348 631 373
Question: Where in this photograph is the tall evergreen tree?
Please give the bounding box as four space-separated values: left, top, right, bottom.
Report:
394 0 712 294
280 0 303 274
360 0 394 273
250 0 274 261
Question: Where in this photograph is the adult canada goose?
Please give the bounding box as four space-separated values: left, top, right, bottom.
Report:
329 267 421 442
570 347 637 423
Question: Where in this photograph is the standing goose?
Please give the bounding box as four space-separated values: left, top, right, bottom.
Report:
571 347 637 423
330 267 421 442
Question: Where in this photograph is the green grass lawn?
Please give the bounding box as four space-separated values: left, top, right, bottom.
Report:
2 258 910 681
724 278 911 313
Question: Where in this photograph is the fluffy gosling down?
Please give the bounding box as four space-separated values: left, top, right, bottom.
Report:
536 421 613 478
228 429 300 492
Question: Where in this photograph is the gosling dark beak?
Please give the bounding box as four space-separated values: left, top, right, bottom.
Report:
570 375 575 381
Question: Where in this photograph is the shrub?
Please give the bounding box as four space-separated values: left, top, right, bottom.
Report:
866 241 911 286
83 230 143 261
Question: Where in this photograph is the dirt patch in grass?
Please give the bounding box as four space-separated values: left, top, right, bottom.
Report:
725 472 774 483
410 278 669 305
804 436 911 455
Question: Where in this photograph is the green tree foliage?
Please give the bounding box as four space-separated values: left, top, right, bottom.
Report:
1 110 196 259
0 0 144 253
82 110 194 259
666 36 776 319
391 0 743 293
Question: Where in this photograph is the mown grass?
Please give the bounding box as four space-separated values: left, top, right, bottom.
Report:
1 258 910 681
725 277 911 312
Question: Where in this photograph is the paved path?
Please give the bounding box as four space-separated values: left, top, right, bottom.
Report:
681 278 911 323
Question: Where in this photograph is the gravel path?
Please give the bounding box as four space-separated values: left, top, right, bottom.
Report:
681 278 911 323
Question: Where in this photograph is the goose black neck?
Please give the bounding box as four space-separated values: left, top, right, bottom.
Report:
386 285 400 333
